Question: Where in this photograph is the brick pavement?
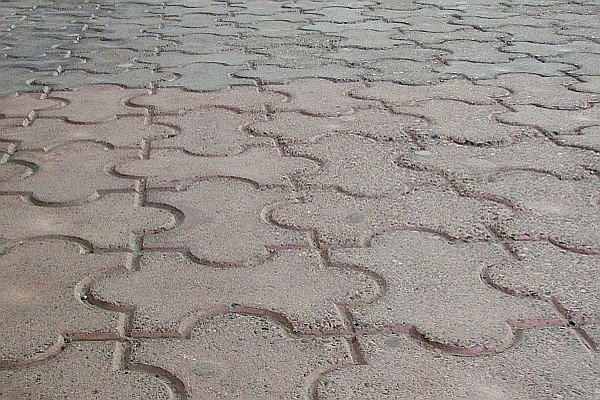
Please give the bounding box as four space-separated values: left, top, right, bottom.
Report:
1 0 599 399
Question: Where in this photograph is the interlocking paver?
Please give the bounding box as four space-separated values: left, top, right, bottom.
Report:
0 92 63 118
40 84 147 122
478 74 599 109
131 314 349 399
92 248 379 333
128 86 287 114
1 142 137 203
351 79 508 106
0 116 177 150
329 230 553 346
482 171 600 252
400 138 599 183
286 134 432 197
1 342 171 398
317 329 600 399
0 239 122 364
0 193 176 249
144 178 307 265
247 108 426 144
271 185 511 247
435 57 576 80
554 125 600 152
152 108 270 155
393 99 538 145
497 104 600 135
488 241 599 320
115 146 319 188
264 78 374 116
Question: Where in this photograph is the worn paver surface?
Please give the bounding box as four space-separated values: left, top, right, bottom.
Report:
1 0 599 399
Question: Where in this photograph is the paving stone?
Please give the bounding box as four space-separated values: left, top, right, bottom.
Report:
435 58 576 80
116 146 318 188
363 59 446 84
235 63 372 85
394 99 537 146
452 15 552 29
0 239 122 364
73 48 144 74
570 76 600 94
317 329 600 399
435 39 520 63
128 86 286 114
140 50 260 68
352 79 508 106
497 104 600 135
329 230 552 345
489 241 599 320
152 108 270 155
399 28 503 45
40 84 148 122
400 138 599 183
545 53 600 77
0 116 177 150
0 342 171 398
482 171 599 252
271 185 511 247
0 92 63 118
259 108 423 141
495 25 575 45
553 126 600 152
306 6 371 24
0 161 30 184
300 20 399 34
93 248 378 333
324 44 445 64
0 193 176 249
335 30 406 50
145 178 307 265
504 40 600 58
286 134 432 197
2 142 137 203
478 74 599 109
33 68 177 92
131 314 349 399
0 67 47 97
162 63 254 92
264 79 374 116
172 33 238 54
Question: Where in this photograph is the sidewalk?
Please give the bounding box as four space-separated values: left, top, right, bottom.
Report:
0 0 599 398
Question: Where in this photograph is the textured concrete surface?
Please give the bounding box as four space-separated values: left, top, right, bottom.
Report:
0 0 599 399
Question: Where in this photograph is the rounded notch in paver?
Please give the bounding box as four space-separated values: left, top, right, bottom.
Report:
152 108 271 156
316 328 600 399
350 78 510 106
144 177 308 265
0 115 178 150
481 170 600 253
114 146 320 188
486 240 599 321
1 141 138 204
0 238 124 366
0 91 64 118
130 312 350 400
1 341 174 399
328 229 555 347
399 137 599 185
128 86 288 114
270 185 513 248
92 248 381 334
264 78 376 116
0 192 178 249
38 84 149 123
285 133 436 198
247 107 427 144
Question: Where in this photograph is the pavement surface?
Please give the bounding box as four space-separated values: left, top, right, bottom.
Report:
0 0 599 398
